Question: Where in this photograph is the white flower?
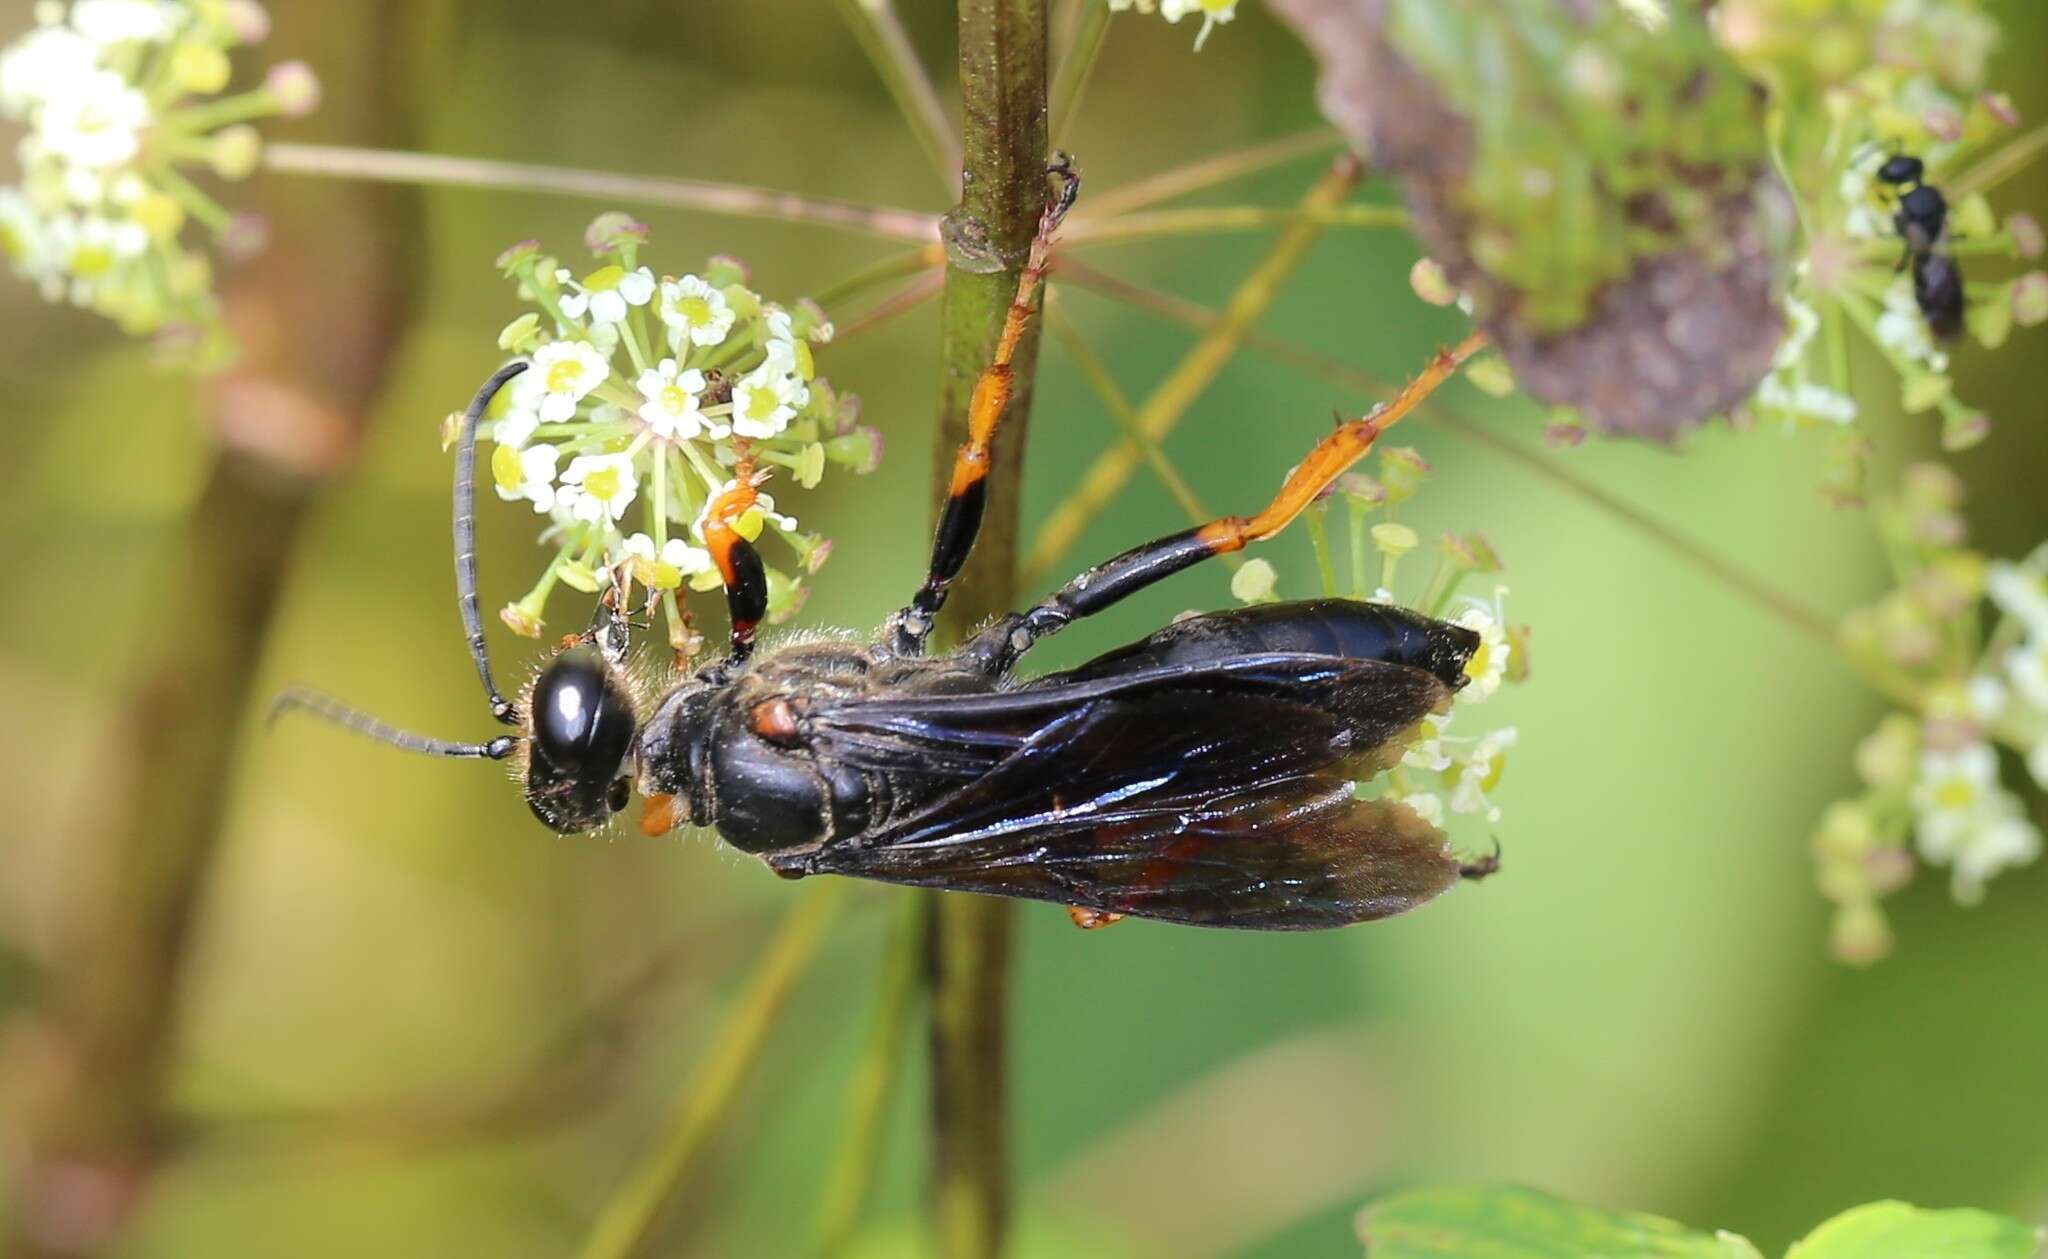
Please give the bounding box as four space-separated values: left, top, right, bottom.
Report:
1875 278 1948 371
1911 743 2000 855
2006 636 2048 711
1398 791 1444 828
1448 727 1517 823
529 340 610 422
1754 374 1858 427
492 442 560 514
1948 809 2042 903
1966 674 2008 722
1453 586 1511 701
1773 295 1819 370
1839 157 1888 241
622 533 716 578
558 264 655 327
35 68 149 169
49 212 145 302
1987 560 2048 638
1159 0 1235 48
71 0 178 45
635 357 721 441
1402 712 1454 772
557 452 638 524
692 481 797 539
730 364 808 439
659 274 735 350
0 23 100 114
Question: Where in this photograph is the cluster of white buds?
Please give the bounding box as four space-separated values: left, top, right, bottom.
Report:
1815 465 2045 964
481 213 879 652
1104 0 1238 50
1228 443 1531 833
0 0 318 365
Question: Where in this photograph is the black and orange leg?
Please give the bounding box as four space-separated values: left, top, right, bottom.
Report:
966 331 1488 675
886 155 1081 656
701 468 770 662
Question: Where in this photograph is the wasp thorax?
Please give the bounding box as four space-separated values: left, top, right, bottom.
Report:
523 645 638 833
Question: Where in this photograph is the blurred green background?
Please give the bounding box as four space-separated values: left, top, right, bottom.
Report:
2 2 2046 1256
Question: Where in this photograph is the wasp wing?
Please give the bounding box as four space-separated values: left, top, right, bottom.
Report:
775 655 1469 929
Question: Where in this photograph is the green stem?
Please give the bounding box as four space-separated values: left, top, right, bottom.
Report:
813 896 929 1259
575 887 845 1259
927 4 1049 1255
1021 155 1363 586
1952 120 2048 199
261 143 941 243
835 0 963 193
1065 202 1406 245
1048 0 1110 148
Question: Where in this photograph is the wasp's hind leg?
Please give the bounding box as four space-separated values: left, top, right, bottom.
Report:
886 155 1081 656
967 332 1488 675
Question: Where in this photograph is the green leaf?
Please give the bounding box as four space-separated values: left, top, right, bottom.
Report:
1788 1201 2039 1259
1358 1185 1763 1259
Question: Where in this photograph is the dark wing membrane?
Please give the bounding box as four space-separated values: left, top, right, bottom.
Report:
781 657 1464 929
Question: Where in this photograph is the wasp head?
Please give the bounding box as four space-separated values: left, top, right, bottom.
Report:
520 605 642 833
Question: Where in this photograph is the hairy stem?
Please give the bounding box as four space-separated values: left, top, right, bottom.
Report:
576 887 845 1259
1022 154 1362 586
927 3 1049 1256
262 143 941 243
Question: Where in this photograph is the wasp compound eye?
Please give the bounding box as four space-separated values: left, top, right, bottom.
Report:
525 646 638 832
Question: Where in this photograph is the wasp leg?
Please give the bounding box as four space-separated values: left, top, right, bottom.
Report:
968 332 1487 674
1459 839 1503 881
887 155 1082 656
700 469 771 663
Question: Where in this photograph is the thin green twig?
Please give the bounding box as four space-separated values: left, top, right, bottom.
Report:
1066 202 1406 245
813 896 929 1259
1049 0 1110 148
576 887 845 1259
1951 120 2048 199
1022 154 1363 587
1054 259 1838 647
834 0 963 193
1079 128 1342 220
262 143 940 242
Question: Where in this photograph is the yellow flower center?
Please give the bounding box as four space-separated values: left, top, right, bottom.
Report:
1933 779 1976 810
0 223 22 262
546 359 586 393
584 465 621 501
1464 642 1493 683
745 387 780 422
71 244 113 277
677 295 712 327
491 443 524 494
659 384 690 414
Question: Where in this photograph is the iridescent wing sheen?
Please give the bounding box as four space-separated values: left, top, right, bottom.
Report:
772 655 1468 929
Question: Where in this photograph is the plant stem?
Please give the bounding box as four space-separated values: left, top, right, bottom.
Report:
835 0 964 193
1044 300 1223 554
261 143 941 243
576 886 845 1259
814 896 929 1259
1048 0 1109 147
927 3 1049 1256
1022 154 1361 586
1066 201 1403 245
1079 127 1341 219
1055 258 1838 647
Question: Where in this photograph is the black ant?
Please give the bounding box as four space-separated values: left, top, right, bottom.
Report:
1874 153 1964 340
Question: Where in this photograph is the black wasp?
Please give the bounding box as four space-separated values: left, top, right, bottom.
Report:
1875 152 1964 339
278 158 1498 931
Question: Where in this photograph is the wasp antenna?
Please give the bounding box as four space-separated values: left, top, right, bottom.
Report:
454 360 534 727
269 687 518 760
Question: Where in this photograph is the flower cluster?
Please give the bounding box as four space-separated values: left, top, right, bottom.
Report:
1728 27 2045 501
1813 464 2046 964
0 0 318 365
480 213 879 658
1228 444 1530 834
1105 0 1237 51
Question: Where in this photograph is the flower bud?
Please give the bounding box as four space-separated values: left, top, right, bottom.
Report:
1408 257 1456 307
2011 272 2048 327
209 125 263 180
264 60 321 118
173 43 232 94
1370 522 1418 558
2008 213 2045 260
1230 558 1278 604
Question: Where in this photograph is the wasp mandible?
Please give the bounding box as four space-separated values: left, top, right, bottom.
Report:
278 157 1500 930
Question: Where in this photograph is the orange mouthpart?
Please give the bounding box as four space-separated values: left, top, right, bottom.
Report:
641 792 680 836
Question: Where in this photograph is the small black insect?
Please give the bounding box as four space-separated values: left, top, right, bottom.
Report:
1874 151 1964 339
277 160 1497 931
